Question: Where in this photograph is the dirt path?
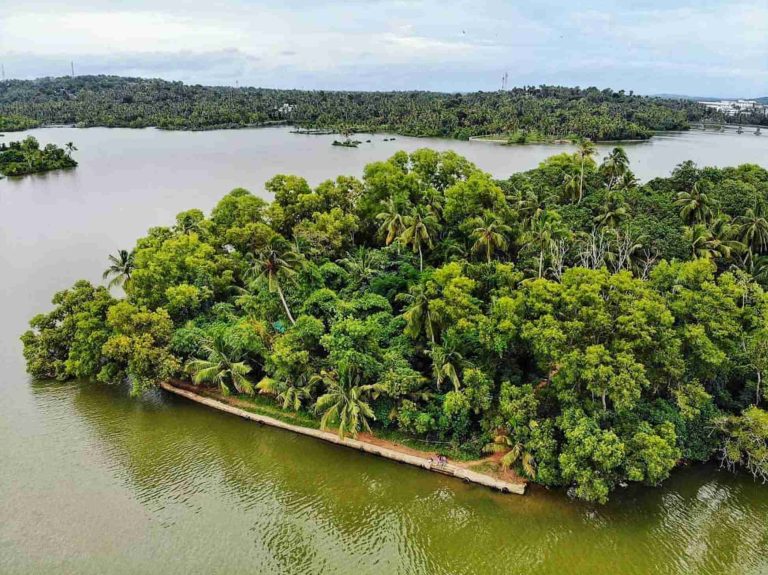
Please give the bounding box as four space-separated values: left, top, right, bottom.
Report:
165 380 526 491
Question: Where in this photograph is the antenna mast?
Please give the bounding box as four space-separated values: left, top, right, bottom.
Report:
71 61 75 77
501 71 508 91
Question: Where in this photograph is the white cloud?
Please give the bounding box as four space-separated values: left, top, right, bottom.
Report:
0 11 246 53
0 0 765 95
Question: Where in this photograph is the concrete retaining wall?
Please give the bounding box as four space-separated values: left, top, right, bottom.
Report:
159 381 526 495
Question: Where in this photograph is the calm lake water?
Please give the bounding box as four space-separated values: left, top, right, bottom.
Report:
1 126 768 574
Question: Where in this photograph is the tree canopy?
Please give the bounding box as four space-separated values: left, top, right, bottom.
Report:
0 136 77 176
22 147 768 502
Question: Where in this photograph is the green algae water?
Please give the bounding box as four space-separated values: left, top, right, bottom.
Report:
2 126 768 574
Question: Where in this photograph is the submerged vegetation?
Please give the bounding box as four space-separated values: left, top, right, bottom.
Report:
22 146 768 502
0 75 735 140
0 136 77 177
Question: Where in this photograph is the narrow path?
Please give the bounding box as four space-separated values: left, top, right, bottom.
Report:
159 381 526 495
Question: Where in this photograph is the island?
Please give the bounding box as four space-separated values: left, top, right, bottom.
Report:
21 146 768 503
332 139 362 148
0 137 78 177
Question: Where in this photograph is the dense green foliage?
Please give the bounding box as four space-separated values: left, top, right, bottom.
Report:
0 136 77 176
0 113 40 131
0 75 723 140
22 147 768 502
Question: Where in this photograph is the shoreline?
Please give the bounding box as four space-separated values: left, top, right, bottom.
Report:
468 135 651 145
6 123 677 143
159 380 526 495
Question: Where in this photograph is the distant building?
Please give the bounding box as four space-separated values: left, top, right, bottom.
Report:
277 103 295 115
699 99 767 117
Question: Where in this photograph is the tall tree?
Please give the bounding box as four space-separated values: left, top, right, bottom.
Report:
397 283 442 343
400 206 439 271
427 342 462 390
470 213 512 263
738 206 768 255
576 138 597 203
102 249 134 289
675 182 716 225
595 190 629 229
247 238 301 325
562 173 580 204
521 211 565 278
376 198 408 246
600 147 629 189
684 220 742 261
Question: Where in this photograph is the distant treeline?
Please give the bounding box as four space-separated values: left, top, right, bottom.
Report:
0 75 743 140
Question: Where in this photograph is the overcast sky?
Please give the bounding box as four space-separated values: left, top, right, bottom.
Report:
1 0 766 96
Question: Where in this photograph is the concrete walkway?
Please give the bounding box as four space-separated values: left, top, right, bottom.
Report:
160 381 526 495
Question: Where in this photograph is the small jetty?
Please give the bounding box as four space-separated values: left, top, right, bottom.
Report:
160 381 526 495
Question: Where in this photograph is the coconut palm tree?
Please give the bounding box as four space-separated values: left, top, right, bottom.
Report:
684 219 743 261
427 342 462 391
600 147 629 189
594 189 629 228
396 283 443 343
435 237 468 261
376 198 408 245
399 206 439 271
750 254 768 285
469 213 512 263
737 206 768 254
617 170 639 190
422 187 445 218
511 186 547 226
685 223 718 260
187 336 253 396
257 373 314 411
483 430 536 478
520 211 565 278
312 368 385 439
562 173 580 204
64 142 77 158
675 182 716 225
102 249 134 289
339 247 383 290
576 138 597 203
247 238 301 325
712 214 745 257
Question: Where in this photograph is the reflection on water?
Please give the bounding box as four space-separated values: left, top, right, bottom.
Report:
1 126 768 574
1 381 764 574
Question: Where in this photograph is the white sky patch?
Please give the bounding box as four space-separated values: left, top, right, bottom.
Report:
1 11 247 53
0 1 765 95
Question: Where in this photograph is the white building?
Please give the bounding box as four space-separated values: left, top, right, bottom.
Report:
699 99 767 116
